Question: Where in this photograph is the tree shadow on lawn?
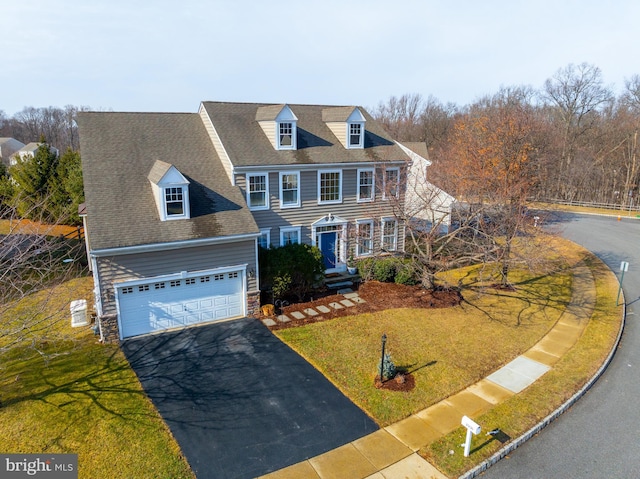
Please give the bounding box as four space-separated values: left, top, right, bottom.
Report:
1 345 150 421
397 360 438 375
455 263 576 326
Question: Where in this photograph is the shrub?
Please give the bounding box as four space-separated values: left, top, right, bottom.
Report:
355 257 376 281
259 243 324 302
373 257 399 282
378 353 397 380
395 260 419 285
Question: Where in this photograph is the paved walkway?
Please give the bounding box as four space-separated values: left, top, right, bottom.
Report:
258 264 596 479
261 292 365 327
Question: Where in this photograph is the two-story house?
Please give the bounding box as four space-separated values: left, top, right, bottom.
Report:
79 102 425 342
0 137 25 168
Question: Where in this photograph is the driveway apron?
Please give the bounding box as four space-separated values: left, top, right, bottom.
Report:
122 318 378 479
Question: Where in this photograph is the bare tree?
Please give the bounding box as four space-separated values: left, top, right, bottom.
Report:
542 63 614 199
0 197 87 364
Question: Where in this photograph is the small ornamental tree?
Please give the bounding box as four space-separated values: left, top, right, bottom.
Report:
378 353 397 381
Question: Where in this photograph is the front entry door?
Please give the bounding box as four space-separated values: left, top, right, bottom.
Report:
319 232 338 269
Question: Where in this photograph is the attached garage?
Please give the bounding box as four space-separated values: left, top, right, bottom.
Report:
116 269 245 339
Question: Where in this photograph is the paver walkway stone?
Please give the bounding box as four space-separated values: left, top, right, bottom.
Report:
290 311 306 320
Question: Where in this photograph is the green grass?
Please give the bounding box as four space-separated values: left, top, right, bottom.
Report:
275 236 622 477
421 253 621 477
0 277 194 479
276 237 578 426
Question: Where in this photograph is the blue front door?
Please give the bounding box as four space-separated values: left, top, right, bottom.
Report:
319 232 338 269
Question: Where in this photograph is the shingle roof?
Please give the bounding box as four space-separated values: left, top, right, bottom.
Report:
147 160 174 184
255 104 286 121
321 106 358 122
201 102 410 167
402 142 430 160
78 112 259 250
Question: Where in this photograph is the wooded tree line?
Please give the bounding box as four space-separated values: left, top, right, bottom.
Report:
373 63 640 207
0 105 89 224
0 105 89 153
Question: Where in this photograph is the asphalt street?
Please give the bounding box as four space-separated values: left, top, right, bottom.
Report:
482 213 640 478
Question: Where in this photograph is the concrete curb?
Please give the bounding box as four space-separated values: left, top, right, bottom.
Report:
459 293 627 479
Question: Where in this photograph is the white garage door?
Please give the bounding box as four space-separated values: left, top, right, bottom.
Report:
117 271 244 338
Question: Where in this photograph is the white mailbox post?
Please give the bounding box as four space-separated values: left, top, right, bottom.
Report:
461 416 481 457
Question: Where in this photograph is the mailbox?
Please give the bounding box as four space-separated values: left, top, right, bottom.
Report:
461 415 481 435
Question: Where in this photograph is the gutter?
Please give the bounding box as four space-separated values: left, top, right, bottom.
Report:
90 232 260 257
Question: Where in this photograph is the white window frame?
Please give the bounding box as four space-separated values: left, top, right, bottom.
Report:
163 186 188 220
348 122 364 148
383 167 400 200
356 219 374 256
317 169 342 205
280 226 301 246
357 168 375 203
279 171 300 208
246 173 269 210
381 217 398 251
278 121 295 149
258 228 271 249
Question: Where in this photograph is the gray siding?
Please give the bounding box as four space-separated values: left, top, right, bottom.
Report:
235 167 405 252
96 240 257 315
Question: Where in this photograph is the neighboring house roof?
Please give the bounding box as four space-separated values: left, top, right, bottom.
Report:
0 137 26 167
77 112 259 251
200 101 408 168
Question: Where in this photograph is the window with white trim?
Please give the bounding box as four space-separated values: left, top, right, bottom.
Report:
348 122 364 148
258 228 271 249
164 187 186 217
247 173 269 210
318 170 342 204
279 122 294 148
279 171 300 208
383 167 400 200
280 226 301 246
357 168 374 202
356 220 374 256
381 218 398 251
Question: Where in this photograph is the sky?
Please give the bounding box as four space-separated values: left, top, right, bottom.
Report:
2 0 639 116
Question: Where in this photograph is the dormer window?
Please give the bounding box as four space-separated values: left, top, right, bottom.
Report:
322 106 366 149
148 160 191 221
279 122 293 148
165 187 185 216
349 123 363 148
256 104 297 150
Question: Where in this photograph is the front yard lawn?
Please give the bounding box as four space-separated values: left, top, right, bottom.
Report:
0 277 194 479
274 237 614 427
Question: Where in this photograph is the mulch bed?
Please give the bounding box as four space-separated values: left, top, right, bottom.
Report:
265 280 462 331
374 373 416 392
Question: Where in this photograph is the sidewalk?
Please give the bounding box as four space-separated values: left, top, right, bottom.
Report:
258 263 596 479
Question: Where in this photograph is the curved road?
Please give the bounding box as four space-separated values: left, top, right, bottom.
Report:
483 213 640 478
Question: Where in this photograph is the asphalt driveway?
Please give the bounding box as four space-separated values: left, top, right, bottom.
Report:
122 318 379 479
